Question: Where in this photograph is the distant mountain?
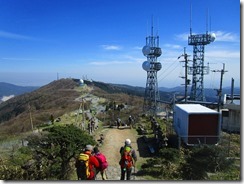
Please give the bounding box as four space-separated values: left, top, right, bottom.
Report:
159 86 240 102
0 82 39 97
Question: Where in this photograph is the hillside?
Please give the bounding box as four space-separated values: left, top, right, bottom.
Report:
0 79 82 134
0 78 240 135
0 78 144 135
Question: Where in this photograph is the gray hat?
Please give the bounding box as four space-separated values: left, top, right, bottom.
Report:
85 145 93 151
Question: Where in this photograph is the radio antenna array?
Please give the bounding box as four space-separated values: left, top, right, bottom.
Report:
142 17 162 115
188 5 216 101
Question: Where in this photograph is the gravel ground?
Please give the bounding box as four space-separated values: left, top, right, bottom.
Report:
94 127 146 181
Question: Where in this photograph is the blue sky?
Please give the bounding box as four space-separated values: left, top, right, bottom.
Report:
0 0 240 88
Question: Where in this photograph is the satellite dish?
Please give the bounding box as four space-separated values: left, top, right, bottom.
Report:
142 61 150 71
154 62 162 71
154 47 162 57
142 46 150 56
210 33 216 42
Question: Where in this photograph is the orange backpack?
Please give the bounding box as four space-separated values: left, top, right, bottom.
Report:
120 146 133 169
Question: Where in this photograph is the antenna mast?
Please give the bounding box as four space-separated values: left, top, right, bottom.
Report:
179 47 191 103
188 5 216 102
190 2 192 35
142 16 162 115
212 63 228 112
206 8 209 33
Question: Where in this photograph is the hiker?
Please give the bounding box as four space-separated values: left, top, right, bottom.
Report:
117 118 121 129
128 115 132 125
91 120 95 132
128 115 134 127
119 138 137 180
75 145 100 180
93 147 108 180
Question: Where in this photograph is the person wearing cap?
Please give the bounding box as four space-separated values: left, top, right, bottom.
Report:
119 139 137 180
75 145 100 180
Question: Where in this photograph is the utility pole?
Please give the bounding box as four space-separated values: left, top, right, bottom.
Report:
76 98 85 130
212 63 228 112
28 103 34 132
231 78 234 104
179 47 191 103
76 103 82 124
82 98 85 130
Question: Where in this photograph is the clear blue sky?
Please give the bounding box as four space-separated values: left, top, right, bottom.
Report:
0 0 240 88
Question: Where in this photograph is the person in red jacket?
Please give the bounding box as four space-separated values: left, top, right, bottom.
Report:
76 145 100 180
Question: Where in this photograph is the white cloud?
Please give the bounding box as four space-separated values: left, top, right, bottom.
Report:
1 95 15 102
163 44 182 49
0 30 35 40
1 57 36 61
206 50 240 59
175 31 239 43
214 31 239 42
89 60 133 66
101 45 122 50
175 33 188 41
132 46 142 50
123 55 144 63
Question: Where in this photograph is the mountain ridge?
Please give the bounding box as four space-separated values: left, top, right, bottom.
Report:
0 82 39 97
0 81 240 99
0 79 240 135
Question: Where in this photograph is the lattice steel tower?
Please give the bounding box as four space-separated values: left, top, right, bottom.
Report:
142 24 162 115
188 10 216 101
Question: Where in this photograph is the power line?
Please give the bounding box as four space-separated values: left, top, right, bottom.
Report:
158 58 181 82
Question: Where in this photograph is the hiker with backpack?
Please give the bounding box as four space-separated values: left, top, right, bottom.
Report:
75 145 100 180
93 147 108 180
119 138 137 180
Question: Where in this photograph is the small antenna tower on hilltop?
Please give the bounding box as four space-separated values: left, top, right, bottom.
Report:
178 47 191 103
142 17 162 115
188 5 216 101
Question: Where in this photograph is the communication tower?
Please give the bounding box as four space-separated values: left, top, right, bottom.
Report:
142 23 162 115
188 7 216 101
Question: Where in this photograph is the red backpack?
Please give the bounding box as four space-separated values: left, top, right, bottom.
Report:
120 146 133 169
95 153 108 170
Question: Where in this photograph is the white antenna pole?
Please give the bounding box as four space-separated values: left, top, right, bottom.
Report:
190 2 192 35
151 15 154 36
210 15 212 33
157 18 159 36
206 8 209 34
146 20 148 36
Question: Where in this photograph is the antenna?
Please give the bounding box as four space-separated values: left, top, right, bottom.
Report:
146 19 149 36
212 63 228 111
188 3 216 102
190 2 192 35
142 16 162 115
206 8 209 34
210 15 212 33
156 18 159 36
